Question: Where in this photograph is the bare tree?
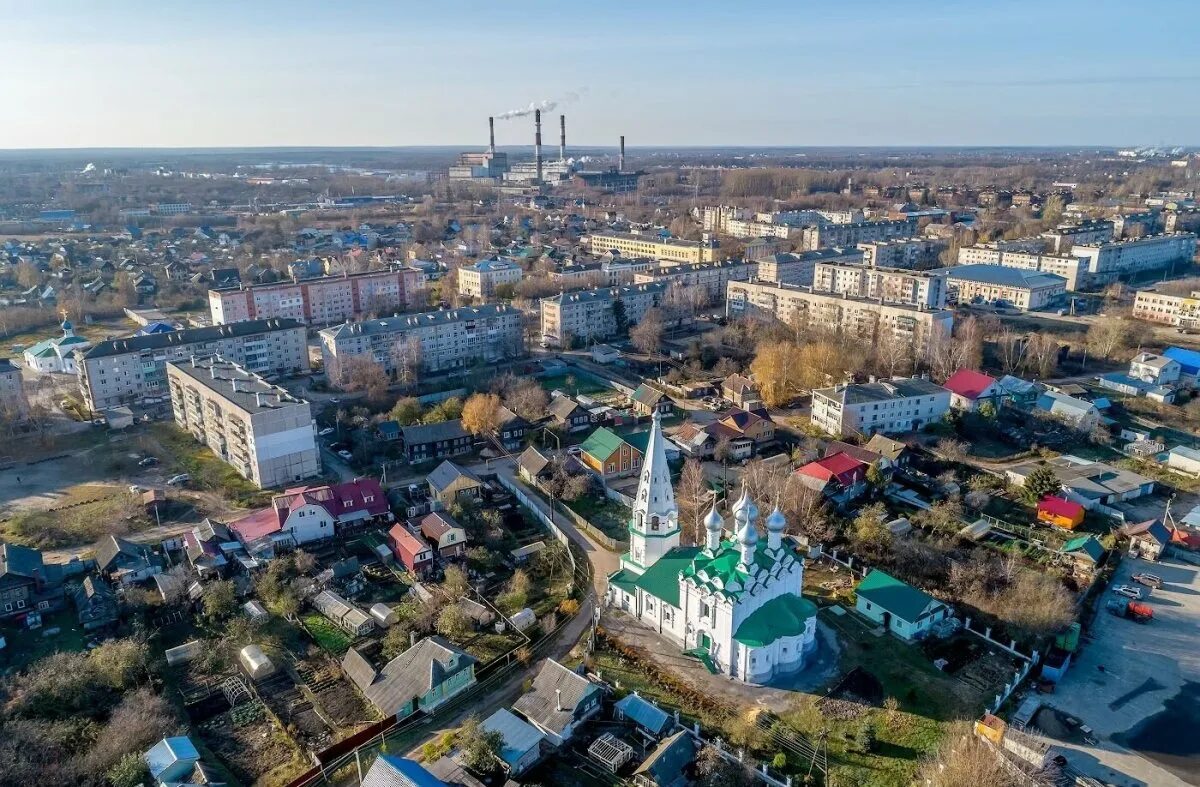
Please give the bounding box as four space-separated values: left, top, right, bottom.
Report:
675 459 711 546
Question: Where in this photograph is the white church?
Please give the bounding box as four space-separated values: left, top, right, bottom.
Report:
606 411 818 684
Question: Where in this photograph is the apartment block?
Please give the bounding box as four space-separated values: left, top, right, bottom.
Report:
167 357 321 489
724 218 792 239
540 282 667 348
944 265 1067 311
858 237 949 269
208 268 424 326
756 247 863 287
0 358 29 418
811 377 951 437
701 205 750 232
584 231 716 265
457 258 522 299
319 304 524 386
79 319 309 411
1040 219 1114 252
631 259 755 302
1132 289 1200 328
800 218 916 251
1069 233 1197 285
956 238 1047 265
1165 207 1200 234
813 263 948 309
725 280 953 356
1112 211 1160 239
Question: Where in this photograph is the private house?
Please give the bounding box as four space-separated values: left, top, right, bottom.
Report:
942 369 1002 412
0 542 67 619
863 434 915 468
417 511 468 560
342 637 477 720
670 421 716 459
1035 391 1100 432
633 730 696 787
1006 456 1154 511
481 708 546 776
512 659 604 746
1120 519 1171 561
631 384 673 417
714 407 775 448
427 460 483 508
361 754 449 787
400 420 473 463
822 440 886 471
311 589 374 636
1163 346 1200 385
376 420 402 442
1060 535 1106 573
1037 496 1085 530
722 374 761 408
230 478 391 550
795 453 868 505
517 445 554 485
579 427 644 477
94 534 161 585
549 395 591 432
388 524 434 576
1129 352 1182 387
995 374 1041 406
72 575 119 631
494 406 530 452
614 694 672 738
854 569 950 641
1166 445 1200 477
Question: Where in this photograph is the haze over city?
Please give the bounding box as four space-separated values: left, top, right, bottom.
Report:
3 0 1200 149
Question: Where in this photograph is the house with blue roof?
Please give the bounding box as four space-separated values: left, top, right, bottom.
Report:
361 754 448 787
481 708 545 775
614 693 672 738
1164 346 1200 384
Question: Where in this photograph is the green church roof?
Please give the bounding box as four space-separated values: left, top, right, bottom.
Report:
622 547 701 608
734 594 818 647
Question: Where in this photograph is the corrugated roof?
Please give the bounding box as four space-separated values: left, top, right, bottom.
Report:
856 569 943 623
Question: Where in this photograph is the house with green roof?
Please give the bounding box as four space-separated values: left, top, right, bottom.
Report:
854 569 949 641
1060 535 1105 571
605 412 818 684
579 426 644 477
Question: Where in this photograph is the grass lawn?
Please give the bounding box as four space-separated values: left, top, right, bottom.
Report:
462 631 523 663
0 609 88 672
147 423 272 507
301 613 351 654
538 373 609 397
0 484 149 549
564 496 630 540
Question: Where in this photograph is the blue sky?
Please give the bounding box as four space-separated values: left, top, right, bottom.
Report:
2 0 1196 149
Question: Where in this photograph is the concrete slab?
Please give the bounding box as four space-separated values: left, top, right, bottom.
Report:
1032 555 1200 787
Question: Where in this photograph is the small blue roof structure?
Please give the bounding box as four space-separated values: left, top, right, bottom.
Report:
615 693 672 736
136 321 177 336
145 736 200 782
482 708 545 772
1164 346 1200 376
361 754 448 787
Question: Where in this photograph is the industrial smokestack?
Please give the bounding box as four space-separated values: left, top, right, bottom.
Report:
559 114 566 161
619 135 626 171
488 116 495 155
534 109 543 183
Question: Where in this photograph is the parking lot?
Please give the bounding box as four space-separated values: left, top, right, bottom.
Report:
1036 554 1200 787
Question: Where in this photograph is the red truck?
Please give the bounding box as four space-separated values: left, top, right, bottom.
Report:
1107 598 1153 622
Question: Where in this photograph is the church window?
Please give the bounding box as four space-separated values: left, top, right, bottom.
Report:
651 515 660 531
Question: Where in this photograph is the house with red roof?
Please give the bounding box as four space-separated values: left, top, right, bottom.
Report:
388 524 433 576
1036 496 1085 530
942 369 1002 412
230 477 392 549
417 511 468 560
795 452 868 505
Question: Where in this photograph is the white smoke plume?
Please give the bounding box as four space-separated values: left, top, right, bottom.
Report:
495 87 588 120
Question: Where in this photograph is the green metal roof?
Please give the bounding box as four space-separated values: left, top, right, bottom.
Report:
623 429 652 455
734 594 818 647
1062 535 1104 562
630 547 701 608
579 427 626 462
608 569 639 596
855 569 941 623
680 539 783 598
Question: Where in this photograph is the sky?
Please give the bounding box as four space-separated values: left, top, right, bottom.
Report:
2 0 1197 149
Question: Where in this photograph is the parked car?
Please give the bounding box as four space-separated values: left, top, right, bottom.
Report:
337 450 354 462
166 474 190 486
1132 573 1162 588
1112 585 1143 600
318 427 336 437
138 457 158 467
